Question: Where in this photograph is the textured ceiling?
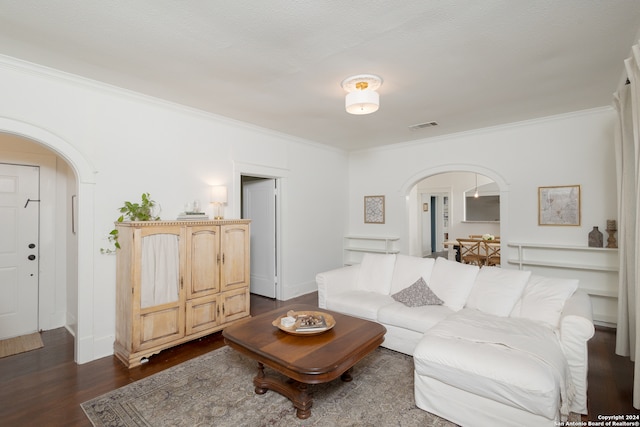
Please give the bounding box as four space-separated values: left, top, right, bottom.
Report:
0 1 639 151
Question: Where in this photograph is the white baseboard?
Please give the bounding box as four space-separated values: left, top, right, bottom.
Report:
281 280 317 301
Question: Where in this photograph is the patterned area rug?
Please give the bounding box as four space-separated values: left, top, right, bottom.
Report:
0 332 43 358
82 346 456 426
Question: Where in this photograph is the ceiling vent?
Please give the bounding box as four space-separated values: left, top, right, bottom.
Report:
408 121 439 131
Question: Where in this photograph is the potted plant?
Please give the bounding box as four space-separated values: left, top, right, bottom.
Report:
101 193 160 253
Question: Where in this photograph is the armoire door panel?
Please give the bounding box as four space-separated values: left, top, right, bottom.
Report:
187 227 220 298
221 225 250 290
136 305 184 351
186 294 220 335
222 288 250 323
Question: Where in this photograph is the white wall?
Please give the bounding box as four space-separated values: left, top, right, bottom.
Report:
0 56 348 362
348 108 617 252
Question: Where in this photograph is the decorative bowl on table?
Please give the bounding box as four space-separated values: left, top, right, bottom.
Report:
272 310 336 335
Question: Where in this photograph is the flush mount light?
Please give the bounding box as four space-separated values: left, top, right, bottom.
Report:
341 74 383 115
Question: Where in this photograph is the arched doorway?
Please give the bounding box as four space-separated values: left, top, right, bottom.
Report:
401 164 509 259
0 118 96 364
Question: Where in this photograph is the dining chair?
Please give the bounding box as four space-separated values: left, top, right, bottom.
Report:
483 241 501 266
456 239 486 266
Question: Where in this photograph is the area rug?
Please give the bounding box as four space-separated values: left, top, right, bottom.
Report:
82 345 456 426
0 332 43 358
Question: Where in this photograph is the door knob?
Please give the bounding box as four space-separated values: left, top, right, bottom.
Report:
28 255 36 260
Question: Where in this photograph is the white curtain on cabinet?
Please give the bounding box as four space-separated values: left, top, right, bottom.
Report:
141 233 180 308
614 40 640 409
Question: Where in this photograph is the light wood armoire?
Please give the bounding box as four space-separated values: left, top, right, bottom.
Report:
114 219 251 368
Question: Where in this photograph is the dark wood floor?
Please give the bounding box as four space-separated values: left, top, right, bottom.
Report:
0 292 637 426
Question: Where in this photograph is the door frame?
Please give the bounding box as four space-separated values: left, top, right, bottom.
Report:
233 162 288 301
418 190 450 257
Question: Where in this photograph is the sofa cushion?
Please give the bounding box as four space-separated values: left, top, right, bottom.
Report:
391 277 443 307
356 253 396 295
390 255 435 294
324 290 395 321
414 318 563 420
465 267 531 316
428 257 479 311
511 275 579 328
378 302 454 333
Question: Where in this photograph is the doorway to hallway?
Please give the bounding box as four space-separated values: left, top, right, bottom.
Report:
241 176 277 298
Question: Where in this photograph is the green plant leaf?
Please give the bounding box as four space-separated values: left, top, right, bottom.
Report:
102 193 159 253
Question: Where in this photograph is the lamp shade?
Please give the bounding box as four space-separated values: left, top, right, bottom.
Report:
345 89 380 115
210 185 228 204
341 74 383 115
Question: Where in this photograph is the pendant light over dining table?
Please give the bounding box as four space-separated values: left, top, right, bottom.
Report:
341 74 383 115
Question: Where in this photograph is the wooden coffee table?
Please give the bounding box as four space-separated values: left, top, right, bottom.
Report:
222 304 386 419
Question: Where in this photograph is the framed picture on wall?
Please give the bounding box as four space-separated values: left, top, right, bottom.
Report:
364 195 385 224
538 185 581 226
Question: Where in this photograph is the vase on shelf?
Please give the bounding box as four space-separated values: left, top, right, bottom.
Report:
588 226 603 248
606 219 618 248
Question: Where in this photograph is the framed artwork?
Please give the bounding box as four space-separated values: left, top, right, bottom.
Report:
364 195 385 224
538 185 581 226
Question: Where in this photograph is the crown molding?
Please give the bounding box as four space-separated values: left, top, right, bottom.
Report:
0 54 345 155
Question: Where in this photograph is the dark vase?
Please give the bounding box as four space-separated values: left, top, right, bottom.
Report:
588 226 603 247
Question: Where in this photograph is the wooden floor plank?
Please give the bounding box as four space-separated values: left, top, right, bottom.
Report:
0 292 637 426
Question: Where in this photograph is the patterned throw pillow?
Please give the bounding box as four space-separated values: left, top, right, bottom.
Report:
391 277 444 307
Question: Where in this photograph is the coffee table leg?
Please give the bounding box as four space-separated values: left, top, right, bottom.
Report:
341 367 353 382
254 362 268 394
253 362 313 419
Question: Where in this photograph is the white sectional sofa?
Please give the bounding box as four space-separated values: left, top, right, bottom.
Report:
316 254 595 427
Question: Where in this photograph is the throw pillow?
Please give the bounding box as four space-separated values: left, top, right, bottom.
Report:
389 255 435 294
511 275 579 328
465 267 531 316
391 277 443 307
428 257 480 311
355 253 396 295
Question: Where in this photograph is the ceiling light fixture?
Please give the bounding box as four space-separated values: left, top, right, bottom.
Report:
341 74 383 115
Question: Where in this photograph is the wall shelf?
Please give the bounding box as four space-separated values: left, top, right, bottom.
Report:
506 258 618 272
507 242 619 327
581 288 618 298
344 235 399 265
507 242 618 271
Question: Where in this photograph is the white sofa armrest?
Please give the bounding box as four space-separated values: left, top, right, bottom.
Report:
560 289 595 341
316 264 360 309
558 289 595 414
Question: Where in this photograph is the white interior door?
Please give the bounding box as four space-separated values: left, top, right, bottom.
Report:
0 163 39 339
242 178 277 298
